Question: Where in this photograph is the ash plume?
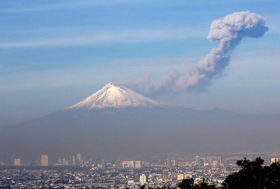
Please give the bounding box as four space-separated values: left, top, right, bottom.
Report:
125 11 269 96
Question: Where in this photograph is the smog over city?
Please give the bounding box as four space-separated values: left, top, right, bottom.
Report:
0 1 280 188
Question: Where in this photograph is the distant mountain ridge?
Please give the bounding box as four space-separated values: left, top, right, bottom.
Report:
67 83 165 109
0 83 280 159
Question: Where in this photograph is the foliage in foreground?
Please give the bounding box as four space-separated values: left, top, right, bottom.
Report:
177 177 216 189
222 157 280 189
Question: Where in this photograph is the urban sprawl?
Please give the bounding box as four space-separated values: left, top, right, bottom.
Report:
0 152 279 189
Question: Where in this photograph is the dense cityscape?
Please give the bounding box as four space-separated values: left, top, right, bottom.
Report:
1 152 279 188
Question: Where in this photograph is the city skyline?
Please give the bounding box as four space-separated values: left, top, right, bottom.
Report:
0 152 279 188
1 1 280 127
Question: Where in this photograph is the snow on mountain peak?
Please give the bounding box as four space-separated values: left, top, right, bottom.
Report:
67 82 165 110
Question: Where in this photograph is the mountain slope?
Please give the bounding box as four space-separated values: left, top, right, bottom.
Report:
0 83 280 159
67 83 165 109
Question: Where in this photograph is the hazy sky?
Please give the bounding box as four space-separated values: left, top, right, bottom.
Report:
1 0 280 126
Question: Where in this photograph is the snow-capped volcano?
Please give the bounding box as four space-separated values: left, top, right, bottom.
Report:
3 83 280 158
67 82 164 109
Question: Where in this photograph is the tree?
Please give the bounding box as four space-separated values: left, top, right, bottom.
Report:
140 184 146 189
194 178 216 189
177 178 195 189
222 157 280 189
177 178 216 189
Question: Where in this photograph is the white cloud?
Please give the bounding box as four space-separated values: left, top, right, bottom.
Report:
0 28 204 49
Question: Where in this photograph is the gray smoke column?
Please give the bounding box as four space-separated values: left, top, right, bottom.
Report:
125 11 269 96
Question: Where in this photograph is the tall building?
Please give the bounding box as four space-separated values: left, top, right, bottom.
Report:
208 158 212 165
122 160 142 169
134 161 142 169
177 174 185 180
140 174 147 184
72 155 76 165
62 158 69 165
171 159 176 167
10 155 15 165
14 158 21 166
195 156 200 166
123 161 134 168
220 156 224 164
76 153 82 162
41 155 49 166
200 158 205 166
101 158 106 169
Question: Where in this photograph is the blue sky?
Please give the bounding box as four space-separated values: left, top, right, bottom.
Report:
1 0 280 126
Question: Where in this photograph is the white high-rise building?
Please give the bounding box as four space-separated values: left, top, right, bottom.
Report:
101 158 106 169
14 158 21 166
140 174 147 184
41 155 48 166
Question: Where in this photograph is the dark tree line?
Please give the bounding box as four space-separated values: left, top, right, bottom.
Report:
222 157 280 189
176 177 216 189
